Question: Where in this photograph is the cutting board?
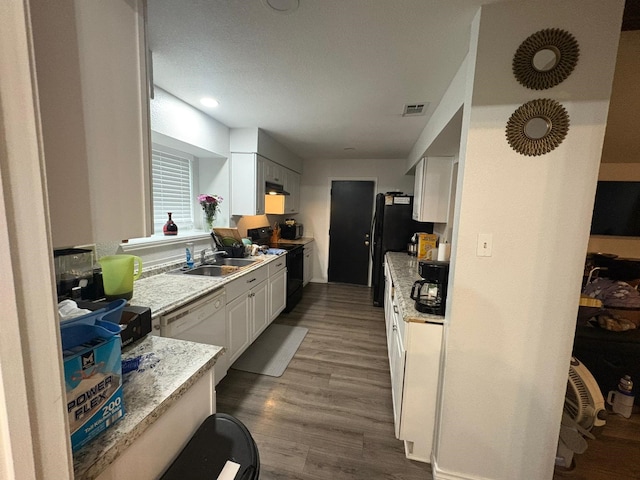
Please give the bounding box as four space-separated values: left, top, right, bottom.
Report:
213 228 243 242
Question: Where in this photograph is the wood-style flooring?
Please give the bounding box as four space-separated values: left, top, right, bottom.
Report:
553 406 640 480
216 283 433 480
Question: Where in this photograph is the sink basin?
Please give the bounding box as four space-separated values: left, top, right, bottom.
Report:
182 265 230 277
210 258 259 267
169 257 260 277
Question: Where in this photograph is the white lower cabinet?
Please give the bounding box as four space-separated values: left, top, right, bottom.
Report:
384 262 443 463
226 281 269 365
303 241 315 286
269 258 287 320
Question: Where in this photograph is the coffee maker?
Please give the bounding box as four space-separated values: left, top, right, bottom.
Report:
410 260 449 315
53 248 104 301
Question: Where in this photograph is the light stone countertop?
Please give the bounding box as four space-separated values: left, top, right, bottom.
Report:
73 335 223 480
271 236 315 246
129 253 286 318
385 251 445 325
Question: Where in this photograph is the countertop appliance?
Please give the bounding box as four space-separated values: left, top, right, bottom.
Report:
411 260 449 315
371 193 433 307
77 300 152 347
159 289 227 384
54 248 104 301
280 222 303 240
248 227 304 312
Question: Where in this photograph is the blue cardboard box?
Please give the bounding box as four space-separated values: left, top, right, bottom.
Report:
61 314 125 452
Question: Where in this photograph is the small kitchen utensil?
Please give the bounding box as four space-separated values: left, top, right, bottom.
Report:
98 255 143 301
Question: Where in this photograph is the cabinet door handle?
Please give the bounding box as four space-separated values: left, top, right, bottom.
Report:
392 324 397 331
393 305 399 314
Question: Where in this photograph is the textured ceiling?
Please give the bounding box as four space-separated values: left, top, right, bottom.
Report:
147 0 500 160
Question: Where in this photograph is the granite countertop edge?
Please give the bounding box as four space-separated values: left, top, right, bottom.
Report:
385 252 445 325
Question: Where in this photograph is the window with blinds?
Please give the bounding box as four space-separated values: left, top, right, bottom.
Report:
151 148 194 232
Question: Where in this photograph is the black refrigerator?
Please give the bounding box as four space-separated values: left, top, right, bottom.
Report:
371 193 433 307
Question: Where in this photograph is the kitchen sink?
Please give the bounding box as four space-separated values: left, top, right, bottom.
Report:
209 258 259 267
169 257 260 277
182 265 230 277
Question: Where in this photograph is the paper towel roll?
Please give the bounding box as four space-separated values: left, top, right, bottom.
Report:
437 243 450 261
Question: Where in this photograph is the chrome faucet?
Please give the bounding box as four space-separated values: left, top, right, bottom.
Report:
200 247 227 265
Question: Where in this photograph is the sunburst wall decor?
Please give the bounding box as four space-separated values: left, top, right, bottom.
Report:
512 28 579 90
505 98 570 156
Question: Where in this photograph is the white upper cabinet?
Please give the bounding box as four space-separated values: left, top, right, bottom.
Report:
265 167 301 215
412 157 454 223
231 153 266 216
31 0 152 248
264 161 284 185
284 170 301 214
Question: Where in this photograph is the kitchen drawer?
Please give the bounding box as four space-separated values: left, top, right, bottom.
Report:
268 257 287 276
225 264 268 303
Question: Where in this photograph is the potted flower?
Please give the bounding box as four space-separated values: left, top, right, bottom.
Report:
198 194 222 230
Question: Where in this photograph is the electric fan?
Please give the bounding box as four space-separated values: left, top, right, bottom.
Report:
565 357 606 431
556 357 607 471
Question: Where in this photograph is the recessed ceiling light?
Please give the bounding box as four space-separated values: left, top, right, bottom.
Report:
200 97 219 108
261 0 299 14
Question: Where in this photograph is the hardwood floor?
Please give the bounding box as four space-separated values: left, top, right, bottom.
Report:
553 409 640 480
216 283 432 480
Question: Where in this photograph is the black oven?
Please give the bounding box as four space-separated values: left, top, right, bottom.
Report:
276 243 304 312
246 227 304 313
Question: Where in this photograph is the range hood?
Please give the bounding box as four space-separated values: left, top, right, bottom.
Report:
266 181 290 196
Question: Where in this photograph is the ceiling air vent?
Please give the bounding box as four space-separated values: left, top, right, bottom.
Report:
402 103 428 117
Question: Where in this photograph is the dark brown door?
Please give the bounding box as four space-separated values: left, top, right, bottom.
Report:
328 180 375 285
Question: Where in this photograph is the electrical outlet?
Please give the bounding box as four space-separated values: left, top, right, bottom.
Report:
477 233 493 257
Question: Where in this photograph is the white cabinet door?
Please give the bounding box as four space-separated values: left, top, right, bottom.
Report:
269 268 287 320
265 160 284 184
231 153 265 216
226 294 251 365
284 170 301 214
303 242 314 286
251 280 269 340
391 324 406 439
412 157 453 223
32 0 151 247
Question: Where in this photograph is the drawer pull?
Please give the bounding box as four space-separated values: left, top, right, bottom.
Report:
276 262 283 267
393 305 399 314
247 278 256 284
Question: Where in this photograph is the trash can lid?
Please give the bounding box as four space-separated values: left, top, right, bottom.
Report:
160 413 259 480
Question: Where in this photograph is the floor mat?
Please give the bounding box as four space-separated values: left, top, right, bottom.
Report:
231 324 308 377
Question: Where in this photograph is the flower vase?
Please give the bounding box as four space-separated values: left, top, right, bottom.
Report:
204 214 214 231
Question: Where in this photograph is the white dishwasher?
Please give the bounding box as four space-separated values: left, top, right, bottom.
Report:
160 289 227 384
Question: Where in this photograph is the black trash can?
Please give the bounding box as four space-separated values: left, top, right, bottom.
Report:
161 413 260 480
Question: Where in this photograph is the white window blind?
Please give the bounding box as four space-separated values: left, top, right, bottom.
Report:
152 148 194 232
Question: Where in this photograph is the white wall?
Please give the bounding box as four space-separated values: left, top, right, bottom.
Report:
150 87 232 225
298 158 415 283
433 2 624 480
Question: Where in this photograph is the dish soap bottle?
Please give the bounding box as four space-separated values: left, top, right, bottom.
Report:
163 212 178 236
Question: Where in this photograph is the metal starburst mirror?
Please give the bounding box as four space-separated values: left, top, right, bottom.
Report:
512 28 579 90
505 98 570 156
